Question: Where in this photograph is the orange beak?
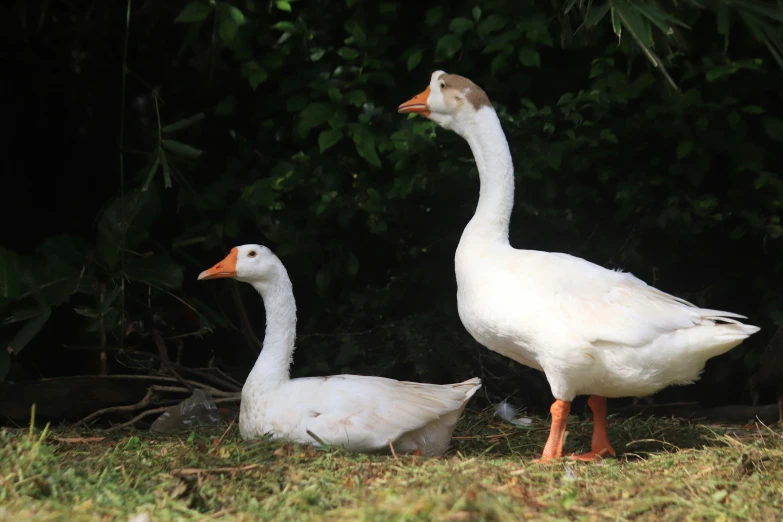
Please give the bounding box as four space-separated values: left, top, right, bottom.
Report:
198 247 239 280
398 86 431 117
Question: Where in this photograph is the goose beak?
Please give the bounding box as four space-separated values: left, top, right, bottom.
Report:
198 247 239 280
398 86 431 117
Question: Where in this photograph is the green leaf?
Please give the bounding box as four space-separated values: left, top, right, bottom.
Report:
298 103 335 137
175 2 213 23
160 149 172 189
161 139 203 159
276 0 292 12
584 2 610 27
491 51 509 76
241 60 268 90
338 47 360 60
611 3 653 48
741 105 765 114
449 17 474 34
248 69 268 90
73 306 100 318
518 47 540 68
472 6 482 21
599 128 618 144
477 14 507 38
216 95 238 115
345 20 367 47
318 129 344 153
717 3 730 53
3 307 49 325
436 34 462 58
99 286 123 313
162 113 205 133
8 308 51 354
425 6 443 27
407 48 423 71
610 6 622 37
677 141 693 159
351 126 382 167
125 256 184 289
272 21 297 32
0 246 20 300
218 4 245 43
23 259 81 307
141 154 161 192
38 234 92 267
345 252 359 276
96 189 162 269
347 90 367 107
763 117 783 142
287 95 308 112
0 347 9 383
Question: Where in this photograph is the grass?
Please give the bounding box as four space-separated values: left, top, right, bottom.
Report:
1 408 782 521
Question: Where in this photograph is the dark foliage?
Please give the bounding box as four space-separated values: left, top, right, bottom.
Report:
2 0 782 415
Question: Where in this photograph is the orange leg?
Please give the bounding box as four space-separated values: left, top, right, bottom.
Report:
571 395 616 461
539 399 571 462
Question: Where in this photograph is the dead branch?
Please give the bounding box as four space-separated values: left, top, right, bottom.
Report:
99 283 108 375
76 385 183 426
229 281 264 353
150 330 194 392
170 463 261 476
215 418 236 448
62 345 243 392
105 396 239 432
63 373 239 397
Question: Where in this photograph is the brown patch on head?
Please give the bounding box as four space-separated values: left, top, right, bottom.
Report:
438 73 491 110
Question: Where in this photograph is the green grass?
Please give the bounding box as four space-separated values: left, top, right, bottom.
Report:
1 409 782 521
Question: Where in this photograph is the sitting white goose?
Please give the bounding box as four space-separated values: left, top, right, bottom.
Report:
198 244 481 456
398 71 760 461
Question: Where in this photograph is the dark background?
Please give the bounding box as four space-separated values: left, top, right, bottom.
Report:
1 0 782 421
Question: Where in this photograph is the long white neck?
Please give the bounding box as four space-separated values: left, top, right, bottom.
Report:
246 268 296 390
455 107 515 245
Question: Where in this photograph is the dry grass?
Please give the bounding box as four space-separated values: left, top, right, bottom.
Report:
1 408 782 521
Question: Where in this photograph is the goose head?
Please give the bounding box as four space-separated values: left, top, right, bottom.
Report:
398 70 491 133
198 244 282 284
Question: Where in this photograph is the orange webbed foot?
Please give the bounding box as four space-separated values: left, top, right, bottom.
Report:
569 446 616 462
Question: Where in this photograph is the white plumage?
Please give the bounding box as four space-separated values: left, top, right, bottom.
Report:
399 70 759 461
198 244 480 457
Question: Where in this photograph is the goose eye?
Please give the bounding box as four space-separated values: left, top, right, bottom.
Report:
439 81 446 89
247 250 257 258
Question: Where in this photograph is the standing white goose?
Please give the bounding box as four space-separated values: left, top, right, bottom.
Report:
398 71 760 461
198 244 481 456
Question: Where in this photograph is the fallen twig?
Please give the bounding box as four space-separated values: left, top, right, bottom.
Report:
0 473 20 500
171 463 261 476
77 387 156 426
388 438 398 459
214 418 236 448
106 396 239 432
52 436 106 443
